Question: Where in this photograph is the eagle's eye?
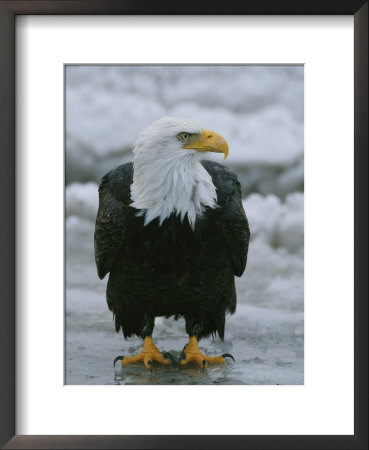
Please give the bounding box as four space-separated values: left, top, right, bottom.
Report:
177 132 190 142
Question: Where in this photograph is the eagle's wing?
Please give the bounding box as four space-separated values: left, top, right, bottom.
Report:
202 160 250 277
94 163 134 279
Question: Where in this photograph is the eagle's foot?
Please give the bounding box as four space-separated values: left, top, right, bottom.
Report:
179 336 235 370
114 336 174 371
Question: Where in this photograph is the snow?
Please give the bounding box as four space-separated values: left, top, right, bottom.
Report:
65 65 304 385
66 65 304 195
66 182 99 222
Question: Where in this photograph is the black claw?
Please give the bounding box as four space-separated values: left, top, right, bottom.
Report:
202 360 207 372
148 360 153 372
163 352 176 364
179 352 186 362
113 355 124 367
221 353 235 363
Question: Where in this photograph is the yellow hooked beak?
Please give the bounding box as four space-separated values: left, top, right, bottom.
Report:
184 129 229 160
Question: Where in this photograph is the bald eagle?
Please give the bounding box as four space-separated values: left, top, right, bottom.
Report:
94 117 250 370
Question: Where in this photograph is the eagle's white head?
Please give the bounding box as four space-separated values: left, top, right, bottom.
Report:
130 117 229 229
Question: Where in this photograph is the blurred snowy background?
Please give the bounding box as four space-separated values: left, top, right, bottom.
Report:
65 65 304 385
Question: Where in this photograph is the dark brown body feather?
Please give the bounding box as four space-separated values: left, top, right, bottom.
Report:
94 161 250 340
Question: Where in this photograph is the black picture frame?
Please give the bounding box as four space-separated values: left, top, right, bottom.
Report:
0 1 367 449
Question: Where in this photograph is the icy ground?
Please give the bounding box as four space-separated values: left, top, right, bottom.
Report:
65 65 304 385
66 186 304 385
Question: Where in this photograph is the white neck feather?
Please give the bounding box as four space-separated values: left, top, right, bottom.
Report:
130 148 217 230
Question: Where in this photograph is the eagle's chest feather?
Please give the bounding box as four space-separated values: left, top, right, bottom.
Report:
121 210 224 274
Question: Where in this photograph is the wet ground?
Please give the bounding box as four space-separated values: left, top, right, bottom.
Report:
66 243 304 385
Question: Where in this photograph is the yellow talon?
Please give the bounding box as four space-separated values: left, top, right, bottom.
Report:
117 337 172 370
179 336 231 369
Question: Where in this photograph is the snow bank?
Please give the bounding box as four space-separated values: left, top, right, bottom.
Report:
66 182 99 221
244 192 304 253
66 65 304 194
66 182 303 311
234 192 304 312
